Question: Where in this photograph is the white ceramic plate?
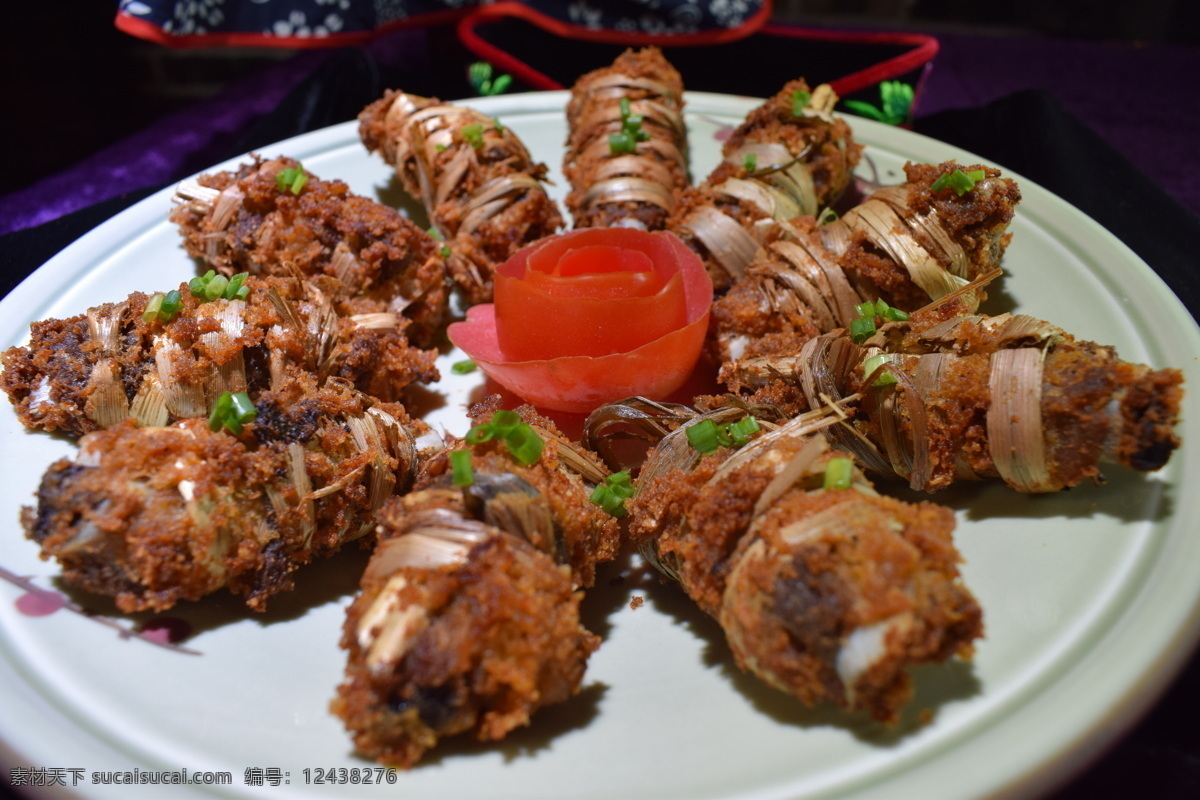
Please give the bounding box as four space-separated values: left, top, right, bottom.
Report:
1 92 1198 800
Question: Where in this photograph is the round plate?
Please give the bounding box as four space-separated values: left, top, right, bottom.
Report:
1 92 1198 799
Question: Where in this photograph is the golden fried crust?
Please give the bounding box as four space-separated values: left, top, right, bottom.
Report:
22 383 410 613
333 498 599 768
720 490 980 722
1 276 437 437
170 156 449 345
564 47 689 230
718 78 862 204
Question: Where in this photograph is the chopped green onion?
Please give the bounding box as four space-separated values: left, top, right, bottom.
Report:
225 272 248 301
792 90 812 116
609 131 636 154
590 470 635 517
930 168 986 196
275 166 308 194
817 207 839 225
849 316 877 343
461 124 484 149
862 353 898 387
686 419 721 454
451 359 477 375
427 227 444 241
161 289 183 317
742 153 757 172
726 416 761 446
142 294 165 323
190 270 215 297
464 410 544 465
435 143 448 153
855 301 877 319
449 449 474 487
881 305 909 322
439 245 452 258
468 62 513 97
204 274 229 301
823 456 854 490
686 416 761 454
504 424 544 466
207 390 257 435
608 97 651 156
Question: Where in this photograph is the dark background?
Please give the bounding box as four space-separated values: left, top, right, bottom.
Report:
2 0 1197 199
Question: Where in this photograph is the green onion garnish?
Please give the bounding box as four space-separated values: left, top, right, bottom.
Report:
792 89 812 116
590 470 635 517
464 410 544 466
275 166 308 194
930 168 987 196
686 419 721 454
686 416 760 454
207 390 257 435
504 424 544 466
439 245 451 258
726 416 761 447
742 153 757 172
862 353 898 387
190 270 251 303
849 316 877 344
823 456 854 490
468 62 513 97
461 124 485 149
817 207 839 225
142 289 185 323
449 449 474 487
451 360 477 375
142 294 164 323
608 97 651 156
427 227 444 241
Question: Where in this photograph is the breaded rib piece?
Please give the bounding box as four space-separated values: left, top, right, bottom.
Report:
623 407 982 723
359 91 563 304
1 275 437 437
668 79 862 290
563 47 688 231
333 405 617 767
21 377 434 612
711 161 1021 367
170 156 449 347
731 308 1184 491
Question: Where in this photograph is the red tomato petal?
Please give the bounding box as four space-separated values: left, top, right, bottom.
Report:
448 305 712 414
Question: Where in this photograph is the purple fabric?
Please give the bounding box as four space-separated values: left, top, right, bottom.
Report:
0 50 328 236
918 31 1200 220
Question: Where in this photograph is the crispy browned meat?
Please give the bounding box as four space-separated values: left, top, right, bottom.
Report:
1 276 437 437
563 47 688 231
22 378 431 612
737 311 1184 492
625 409 982 723
668 80 862 290
711 161 1020 368
333 406 616 767
170 156 449 347
358 92 563 304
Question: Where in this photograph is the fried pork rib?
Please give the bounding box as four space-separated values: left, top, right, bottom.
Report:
622 407 982 723
334 406 618 767
711 161 1021 366
359 91 563 304
1 275 437 437
170 156 449 347
21 379 434 613
668 80 863 290
730 308 1184 492
563 47 689 231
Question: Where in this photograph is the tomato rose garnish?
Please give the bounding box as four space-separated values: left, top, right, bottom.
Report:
448 228 713 413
